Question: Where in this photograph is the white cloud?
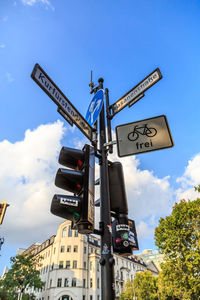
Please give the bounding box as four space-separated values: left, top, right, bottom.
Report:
0 44 6 48
5 72 14 82
0 121 65 245
21 0 55 10
137 220 155 239
176 153 200 201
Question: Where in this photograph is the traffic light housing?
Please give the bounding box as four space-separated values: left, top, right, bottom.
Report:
112 216 139 256
108 162 128 215
51 144 95 234
0 200 8 225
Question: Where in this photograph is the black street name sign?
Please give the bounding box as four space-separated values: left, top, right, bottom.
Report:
116 115 174 157
111 68 162 116
31 64 93 141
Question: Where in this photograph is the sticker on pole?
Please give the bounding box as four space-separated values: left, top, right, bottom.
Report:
116 115 174 157
85 89 104 126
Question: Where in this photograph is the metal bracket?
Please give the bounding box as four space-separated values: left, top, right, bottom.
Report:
104 140 117 148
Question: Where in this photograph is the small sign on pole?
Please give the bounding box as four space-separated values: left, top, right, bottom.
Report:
85 89 104 126
116 115 174 157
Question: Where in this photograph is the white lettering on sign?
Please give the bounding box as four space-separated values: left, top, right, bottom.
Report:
31 64 93 141
116 224 129 231
60 197 78 207
112 68 162 115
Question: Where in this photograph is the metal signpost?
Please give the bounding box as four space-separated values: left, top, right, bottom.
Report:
31 64 173 300
116 115 174 157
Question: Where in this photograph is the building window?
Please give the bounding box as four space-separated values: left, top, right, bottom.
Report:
83 278 86 288
67 245 71 252
51 263 54 270
66 261 70 269
60 246 65 253
90 278 93 288
57 278 62 287
84 261 86 269
97 278 100 288
97 262 99 271
68 225 72 237
74 230 78 237
59 261 63 269
62 227 67 237
83 296 86 300
49 279 52 288
72 278 76 287
73 260 77 268
90 296 93 300
97 296 100 300
74 246 78 252
53 247 56 254
84 247 87 254
90 261 92 270
64 278 69 287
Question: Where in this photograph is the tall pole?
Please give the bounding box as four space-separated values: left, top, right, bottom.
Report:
98 78 115 300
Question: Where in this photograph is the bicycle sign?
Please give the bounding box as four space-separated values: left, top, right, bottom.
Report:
127 124 157 141
116 115 174 157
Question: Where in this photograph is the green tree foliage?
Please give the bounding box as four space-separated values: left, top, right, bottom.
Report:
119 279 134 300
119 272 158 300
155 197 200 299
134 271 158 300
0 254 44 297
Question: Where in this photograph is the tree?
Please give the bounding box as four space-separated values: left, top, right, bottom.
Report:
119 279 134 300
1 254 44 298
133 271 158 300
155 196 200 299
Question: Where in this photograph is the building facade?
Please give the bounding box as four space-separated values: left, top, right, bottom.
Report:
138 249 164 272
22 220 155 300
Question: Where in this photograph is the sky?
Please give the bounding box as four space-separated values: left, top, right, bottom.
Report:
1 0 200 274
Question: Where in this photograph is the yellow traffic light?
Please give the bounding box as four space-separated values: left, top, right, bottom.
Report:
0 200 8 225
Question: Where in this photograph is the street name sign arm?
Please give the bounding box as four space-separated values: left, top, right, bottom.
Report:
110 68 162 117
31 63 94 142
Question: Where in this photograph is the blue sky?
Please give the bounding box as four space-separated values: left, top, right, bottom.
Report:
1 0 200 274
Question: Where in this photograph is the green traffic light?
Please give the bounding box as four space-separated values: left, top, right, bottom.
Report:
74 212 80 222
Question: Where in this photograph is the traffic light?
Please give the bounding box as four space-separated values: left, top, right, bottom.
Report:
51 144 95 234
112 216 139 256
108 162 128 215
0 200 8 225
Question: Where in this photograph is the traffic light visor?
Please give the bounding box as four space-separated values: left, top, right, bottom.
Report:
59 147 84 169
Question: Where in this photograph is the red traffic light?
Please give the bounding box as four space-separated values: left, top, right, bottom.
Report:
59 147 85 169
